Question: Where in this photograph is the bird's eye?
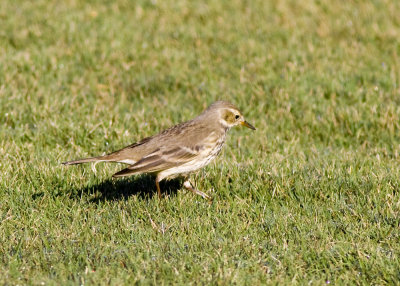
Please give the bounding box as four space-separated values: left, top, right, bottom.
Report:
235 115 240 120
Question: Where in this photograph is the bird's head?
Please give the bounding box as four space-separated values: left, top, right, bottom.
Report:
205 101 256 131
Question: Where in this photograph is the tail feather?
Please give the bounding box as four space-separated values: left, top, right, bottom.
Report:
62 156 105 165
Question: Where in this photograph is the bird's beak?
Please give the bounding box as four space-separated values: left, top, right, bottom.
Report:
241 121 256 130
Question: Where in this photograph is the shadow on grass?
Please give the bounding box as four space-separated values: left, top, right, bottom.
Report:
68 175 183 203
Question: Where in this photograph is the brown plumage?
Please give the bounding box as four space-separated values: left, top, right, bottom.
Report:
63 101 255 200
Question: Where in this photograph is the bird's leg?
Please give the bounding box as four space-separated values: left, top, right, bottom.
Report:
155 178 162 199
183 180 212 201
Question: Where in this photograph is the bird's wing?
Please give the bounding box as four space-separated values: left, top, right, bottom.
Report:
112 145 201 177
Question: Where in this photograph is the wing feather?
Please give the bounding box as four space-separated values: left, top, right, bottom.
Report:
112 145 200 178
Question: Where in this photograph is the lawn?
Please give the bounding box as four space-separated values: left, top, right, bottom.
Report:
1 0 400 284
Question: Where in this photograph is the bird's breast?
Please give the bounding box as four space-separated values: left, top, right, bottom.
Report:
200 133 226 165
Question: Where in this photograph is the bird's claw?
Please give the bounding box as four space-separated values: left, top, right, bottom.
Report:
183 180 213 202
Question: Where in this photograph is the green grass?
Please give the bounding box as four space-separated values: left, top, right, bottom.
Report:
1 0 400 284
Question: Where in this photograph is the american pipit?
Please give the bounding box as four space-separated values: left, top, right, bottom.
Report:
63 101 255 200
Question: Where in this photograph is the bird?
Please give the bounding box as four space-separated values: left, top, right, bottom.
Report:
62 100 255 200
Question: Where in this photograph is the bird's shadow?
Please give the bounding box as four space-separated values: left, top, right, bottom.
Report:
70 175 183 203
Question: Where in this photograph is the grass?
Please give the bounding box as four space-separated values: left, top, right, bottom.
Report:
1 0 400 284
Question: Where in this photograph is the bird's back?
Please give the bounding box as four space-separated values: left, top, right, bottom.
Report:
105 113 224 164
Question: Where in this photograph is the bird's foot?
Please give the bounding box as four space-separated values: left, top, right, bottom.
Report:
183 180 212 202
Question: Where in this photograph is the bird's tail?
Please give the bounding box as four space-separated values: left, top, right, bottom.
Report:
62 156 106 165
